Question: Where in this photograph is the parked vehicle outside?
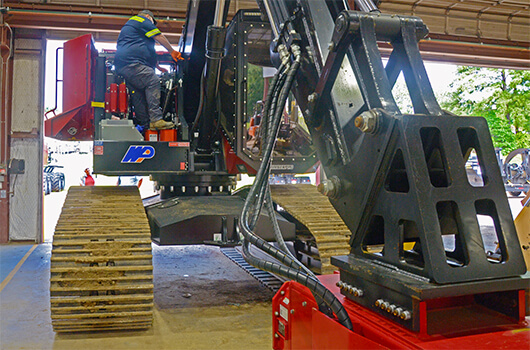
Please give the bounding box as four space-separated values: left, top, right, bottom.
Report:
43 172 53 195
466 148 529 197
44 165 66 192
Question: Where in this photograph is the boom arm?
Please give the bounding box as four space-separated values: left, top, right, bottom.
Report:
256 0 525 284
239 0 527 338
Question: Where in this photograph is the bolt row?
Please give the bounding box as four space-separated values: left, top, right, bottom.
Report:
336 280 364 297
375 299 411 320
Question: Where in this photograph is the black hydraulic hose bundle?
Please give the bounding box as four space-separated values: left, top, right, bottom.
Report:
239 43 353 331
241 46 336 317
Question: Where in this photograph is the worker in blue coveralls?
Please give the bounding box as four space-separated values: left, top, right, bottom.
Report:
114 10 183 132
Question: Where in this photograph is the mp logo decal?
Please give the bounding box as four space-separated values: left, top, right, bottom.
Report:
121 146 156 163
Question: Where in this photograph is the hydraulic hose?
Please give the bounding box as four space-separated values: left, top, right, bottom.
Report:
242 53 334 317
242 241 351 330
263 187 320 280
239 43 353 331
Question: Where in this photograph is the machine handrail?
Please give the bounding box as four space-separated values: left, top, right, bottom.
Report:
44 46 63 120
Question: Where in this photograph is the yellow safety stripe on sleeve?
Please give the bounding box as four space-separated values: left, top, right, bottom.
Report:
130 16 145 22
91 101 105 108
145 28 161 38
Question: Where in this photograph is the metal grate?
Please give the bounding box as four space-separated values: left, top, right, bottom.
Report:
221 247 284 292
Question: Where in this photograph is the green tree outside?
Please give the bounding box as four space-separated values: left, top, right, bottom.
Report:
440 67 530 155
247 64 265 118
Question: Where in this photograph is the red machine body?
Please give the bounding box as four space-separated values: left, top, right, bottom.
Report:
272 275 529 350
118 82 127 113
109 83 118 113
106 82 127 115
144 130 159 142
44 34 96 141
223 137 257 175
159 129 177 142
44 38 130 141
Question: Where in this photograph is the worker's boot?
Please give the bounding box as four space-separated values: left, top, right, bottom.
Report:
150 119 175 130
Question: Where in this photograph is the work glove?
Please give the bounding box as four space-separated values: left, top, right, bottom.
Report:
171 50 184 62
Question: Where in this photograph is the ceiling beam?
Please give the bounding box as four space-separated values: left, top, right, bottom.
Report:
380 40 529 70
2 5 528 69
3 9 183 42
2 2 187 19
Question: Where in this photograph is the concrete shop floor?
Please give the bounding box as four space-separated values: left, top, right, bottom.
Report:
2 194 525 350
0 244 274 350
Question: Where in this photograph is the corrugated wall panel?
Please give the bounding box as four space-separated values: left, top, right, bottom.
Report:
102 0 145 6
143 0 189 12
48 0 98 5
9 30 44 242
380 2 530 43
100 0 147 10
11 53 42 132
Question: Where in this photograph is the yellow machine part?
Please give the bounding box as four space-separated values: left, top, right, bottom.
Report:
270 184 351 274
515 193 530 269
50 186 153 332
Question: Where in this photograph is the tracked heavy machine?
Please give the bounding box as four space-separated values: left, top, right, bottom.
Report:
46 0 529 347
45 0 350 332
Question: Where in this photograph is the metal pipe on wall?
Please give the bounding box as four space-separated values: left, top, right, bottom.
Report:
0 15 13 243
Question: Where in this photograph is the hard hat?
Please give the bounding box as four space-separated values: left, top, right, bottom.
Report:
138 10 157 25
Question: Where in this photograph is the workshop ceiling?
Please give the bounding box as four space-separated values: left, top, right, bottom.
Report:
2 0 529 69
377 0 530 69
379 0 529 45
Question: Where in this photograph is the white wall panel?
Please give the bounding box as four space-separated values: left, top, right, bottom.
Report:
9 138 42 241
11 37 44 132
9 30 45 242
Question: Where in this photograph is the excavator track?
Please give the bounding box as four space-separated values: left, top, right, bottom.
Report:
50 186 153 333
270 184 351 274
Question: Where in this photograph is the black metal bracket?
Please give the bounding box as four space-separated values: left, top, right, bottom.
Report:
204 216 242 247
306 10 442 129
296 9 525 284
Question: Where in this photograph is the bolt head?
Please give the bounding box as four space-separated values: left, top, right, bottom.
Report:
355 109 380 133
354 115 364 128
400 311 411 320
317 176 342 199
